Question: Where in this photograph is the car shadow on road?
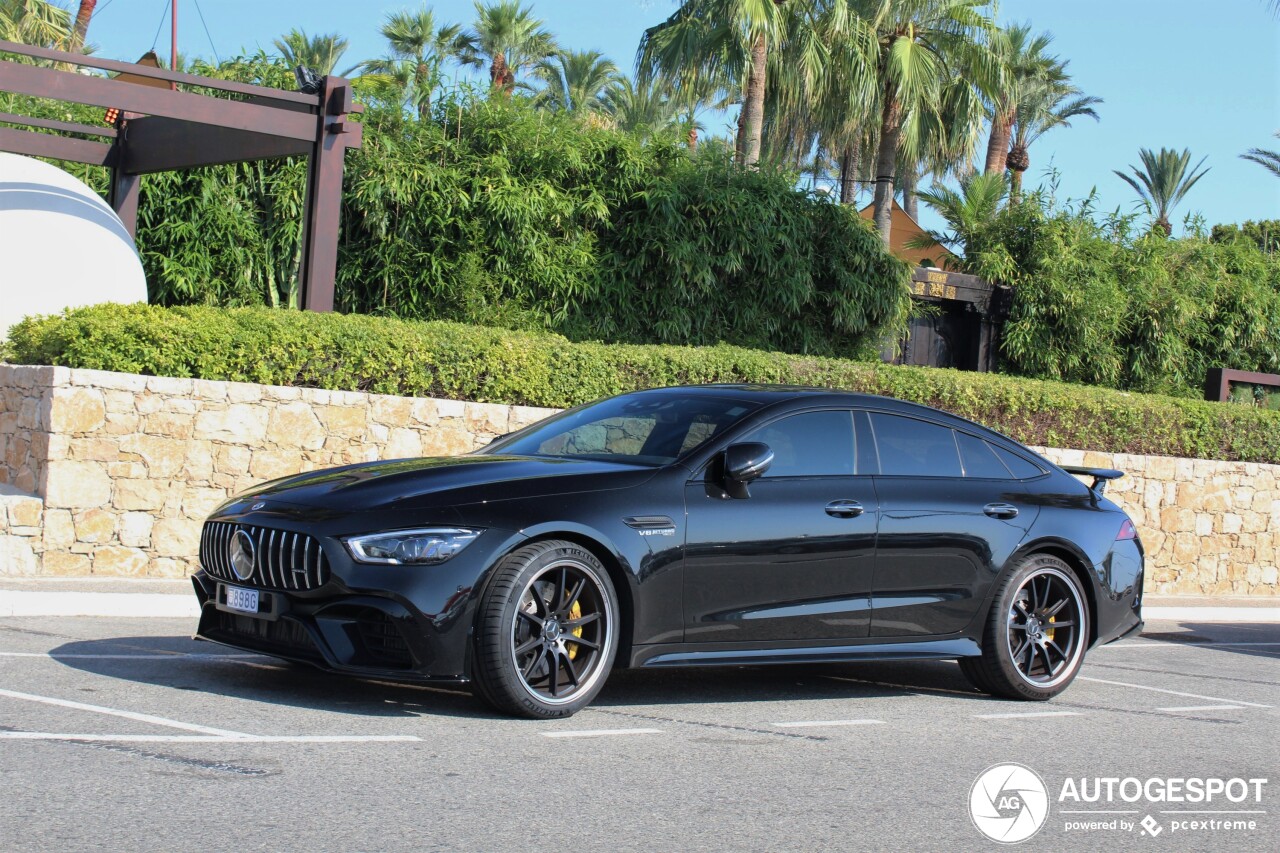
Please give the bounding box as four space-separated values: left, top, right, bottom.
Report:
42 634 1014 719
1135 621 1280 662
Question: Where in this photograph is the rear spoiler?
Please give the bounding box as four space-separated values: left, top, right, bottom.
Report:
1061 465 1124 494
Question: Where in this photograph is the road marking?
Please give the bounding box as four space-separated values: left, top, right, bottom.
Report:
1078 676 1271 708
972 711 1082 719
0 733 421 743
541 728 662 739
0 652 261 660
0 687 255 738
1097 641 1280 650
772 719 884 728
1155 704 1246 712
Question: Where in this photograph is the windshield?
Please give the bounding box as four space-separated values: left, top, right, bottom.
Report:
482 393 762 467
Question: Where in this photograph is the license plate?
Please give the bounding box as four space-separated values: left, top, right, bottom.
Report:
225 585 259 613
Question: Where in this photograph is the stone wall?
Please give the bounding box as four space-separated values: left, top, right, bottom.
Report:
1 364 1277 595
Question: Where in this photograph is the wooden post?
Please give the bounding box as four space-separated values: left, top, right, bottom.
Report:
297 77 360 312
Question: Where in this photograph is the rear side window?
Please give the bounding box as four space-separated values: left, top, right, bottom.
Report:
737 410 855 477
991 444 1045 479
955 432 1013 479
869 413 962 478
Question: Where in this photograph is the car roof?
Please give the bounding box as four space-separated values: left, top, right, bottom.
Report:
623 384 1017 443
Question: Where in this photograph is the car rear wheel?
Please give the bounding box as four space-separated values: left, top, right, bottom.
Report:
961 554 1090 701
472 540 619 718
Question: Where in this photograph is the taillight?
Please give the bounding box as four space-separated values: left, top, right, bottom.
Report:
1117 519 1137 540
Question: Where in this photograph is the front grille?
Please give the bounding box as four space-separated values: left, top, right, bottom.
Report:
209 610 320 659
200 522 330 591
355 610 413 667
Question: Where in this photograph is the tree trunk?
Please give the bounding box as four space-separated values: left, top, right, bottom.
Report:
490 53 507 90
901 168 918 222
839 144 858 205
873 82 903 245
688 126 698 151
1009 167 1024 204
739 32 768 167
417 61 431 121
984 110 1013 174
71 0 96 53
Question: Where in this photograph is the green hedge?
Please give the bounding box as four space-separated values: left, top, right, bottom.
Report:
8 303 1280 464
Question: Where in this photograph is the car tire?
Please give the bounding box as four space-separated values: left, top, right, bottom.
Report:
472 540 619 718
961 554 1090 701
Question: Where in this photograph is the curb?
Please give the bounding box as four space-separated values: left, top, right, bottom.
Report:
0 591 1277 622
1 591 200 618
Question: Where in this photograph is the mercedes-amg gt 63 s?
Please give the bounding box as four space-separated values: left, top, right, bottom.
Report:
192 385 1144 718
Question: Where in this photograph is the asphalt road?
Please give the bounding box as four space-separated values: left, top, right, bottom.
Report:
0 616 1276 853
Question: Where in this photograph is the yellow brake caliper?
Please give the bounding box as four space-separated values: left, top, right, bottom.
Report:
568 599 583 659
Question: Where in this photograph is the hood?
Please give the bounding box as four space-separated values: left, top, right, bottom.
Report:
224 454 656 513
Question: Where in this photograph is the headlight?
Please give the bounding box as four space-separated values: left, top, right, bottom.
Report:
343 528 481 566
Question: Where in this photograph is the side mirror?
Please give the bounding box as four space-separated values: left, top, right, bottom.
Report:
721 442 773 497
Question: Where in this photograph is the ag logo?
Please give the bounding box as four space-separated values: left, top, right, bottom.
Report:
969 763 1049 844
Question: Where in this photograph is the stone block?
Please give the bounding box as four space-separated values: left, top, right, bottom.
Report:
119 434 192 478
73 508 116 544
319 405 368 438
92 545 148 576
267 403 326 450
0 535 38 575
180 487 226 521
42 551 92 576
249 450 303 481
7 497 43 529
43 460 112 509
113 479 167 511
194 404 269 443
48 387 107 434
43 509 75 550
151 518 200 558
118 512 154 548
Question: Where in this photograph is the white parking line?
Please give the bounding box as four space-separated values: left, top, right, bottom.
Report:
1097 641 1280 650
1078 676 1271 708
1156 704 1246 713
0 687 255 738
0 733 421 743
0 652 261 660
972 711 1082 719
541 728 662 739
772 719 884 728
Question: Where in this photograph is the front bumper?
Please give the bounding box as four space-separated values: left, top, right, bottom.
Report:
192 517 525 682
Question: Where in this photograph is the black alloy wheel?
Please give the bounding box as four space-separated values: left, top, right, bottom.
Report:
961 554 1089 701
472 540 619 718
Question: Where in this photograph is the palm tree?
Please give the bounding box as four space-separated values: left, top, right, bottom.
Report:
532 49 620 114
601 74 684 141
1242 132 1280 179
638 0 790 167
1113 147 1210 236
912 170 1007 257
69 0 93 52
273 28 353 76
1006 81 1100 200
844 0 1001 245
470 0 556 94
982 23 1056 175
360 7 476 120
0 0 71 48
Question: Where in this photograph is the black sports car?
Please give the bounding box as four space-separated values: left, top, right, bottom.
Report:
192 385 1144 718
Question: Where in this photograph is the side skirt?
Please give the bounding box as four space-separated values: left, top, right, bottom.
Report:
632 638 982 669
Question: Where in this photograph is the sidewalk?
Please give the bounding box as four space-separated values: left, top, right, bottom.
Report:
1 578 1277 622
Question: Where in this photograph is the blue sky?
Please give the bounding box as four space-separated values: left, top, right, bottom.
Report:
82 0 1279 232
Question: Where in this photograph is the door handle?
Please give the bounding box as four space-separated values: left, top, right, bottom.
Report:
825 500 864 518
983 502 1019 519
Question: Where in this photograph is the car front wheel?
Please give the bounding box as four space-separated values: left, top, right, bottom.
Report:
960 554 1090 701
472 540 619 718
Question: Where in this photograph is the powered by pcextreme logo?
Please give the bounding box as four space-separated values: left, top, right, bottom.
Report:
969 764 1268 843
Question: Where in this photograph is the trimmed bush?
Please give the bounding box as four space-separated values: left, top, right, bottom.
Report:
8 304 1280 464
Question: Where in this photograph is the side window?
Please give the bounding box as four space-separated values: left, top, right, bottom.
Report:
737 411 854 477
956 432 1013 479
869 413 962 478
991 444 1046 479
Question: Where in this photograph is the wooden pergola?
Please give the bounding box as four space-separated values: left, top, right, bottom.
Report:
0 40 362 312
